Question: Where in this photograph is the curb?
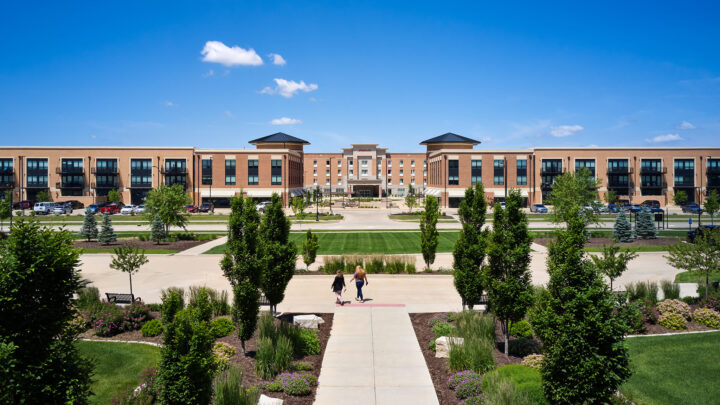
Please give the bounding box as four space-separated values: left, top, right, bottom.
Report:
79 338 162 347
627 329 720 338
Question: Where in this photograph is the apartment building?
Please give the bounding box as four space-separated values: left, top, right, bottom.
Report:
1 131 719 208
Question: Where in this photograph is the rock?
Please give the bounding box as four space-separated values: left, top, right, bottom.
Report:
293 314 325 329
435 336 464 358
258 394 283 405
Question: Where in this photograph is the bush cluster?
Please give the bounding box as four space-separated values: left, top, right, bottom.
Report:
448 312 496 373
657 299 692 320
693 308 720 328
255 313 320 379
160 287 185 324
81 301 152 337
261 373 317 396
322 254 417 274
292 361 313 371
429 321 457 351
447 370 483 400
521 354 544 370
658 312 688 330
210 318 235 338
508 338 541 357
141 319 163 337
188 286 230 317
213 342 236 370
625 281 659 304
509 320 533 339
700 293 720 312
109 366 159 405
660 280 680 300
482 365 548 405
76 286 100 310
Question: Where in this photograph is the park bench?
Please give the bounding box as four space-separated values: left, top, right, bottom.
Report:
462 294 489 311
258 290 270 306
105 293 141 305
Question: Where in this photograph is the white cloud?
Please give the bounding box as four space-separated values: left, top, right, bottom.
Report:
260 78 318 98
201 41 263 66
269 53 286 65
163 101 176 107
224 110 234 118
270 117 302 125
677 120 696 130
202 69 215 78
646 133 684 143
550 124 584 137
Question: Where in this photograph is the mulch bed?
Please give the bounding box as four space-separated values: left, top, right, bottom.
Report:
74 238 210 252
80 312 333 405
409 313 522 405
643 320 714 335
534 236 680 248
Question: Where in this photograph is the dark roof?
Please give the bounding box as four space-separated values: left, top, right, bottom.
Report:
420 132 480 145
249 132 309 145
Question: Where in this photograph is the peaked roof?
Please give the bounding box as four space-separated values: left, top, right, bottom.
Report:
249 132 309 145
420 132 480 145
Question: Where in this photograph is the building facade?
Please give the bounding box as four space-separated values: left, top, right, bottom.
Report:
1 132 719 208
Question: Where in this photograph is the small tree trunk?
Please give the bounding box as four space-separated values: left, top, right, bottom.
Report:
707 274 710 298
504 320 509 357
129 273 133 296
241 340 246 355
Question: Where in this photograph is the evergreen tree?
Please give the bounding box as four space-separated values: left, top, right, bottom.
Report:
613 211 634 242
0 219 92 403
635 207 658 239
98 213 117 245
259 193 297 313
420 195 440 270
79 210 98 242
530 207 631 403
483 189 533 356
151 214 165 244
302 229 319 271
453 183 488 309
220 197 262 354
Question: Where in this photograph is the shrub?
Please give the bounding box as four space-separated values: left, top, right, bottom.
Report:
322 256 344 274
292 361 312 371
385 255 406 274
482 365 547 405
255 337 276 380
657 299 691 320
509 320 533 339
508 338 541 357
429 321 456 351
365 255 384 273
76 286 100 310
521 354 544 370
448 370 482 390
661 280 680 300
274 336 293 375
428 312 452 327
617 299 646 334
658 312 687 330
269 373 317 396
141 319 163 337
700 293 720 312
84 301 152 337
110 366 159 404
449 337 495 373
160 287 185 324
626 281 659 303
343 255 364 274
693 308 720 328
634 299 658 324
459 396 485 405
213 342 236 370
210 318 235 338
122 302 152 331
455 311 495 342
482 374 534 405
295 328 321 356
213 363 259 405
455 374 483 399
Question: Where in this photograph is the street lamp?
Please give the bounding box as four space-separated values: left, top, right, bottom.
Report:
329 160 333 215
315 185 320 222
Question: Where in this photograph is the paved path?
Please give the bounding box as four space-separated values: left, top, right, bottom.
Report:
315 305 438 405
173 236 227 256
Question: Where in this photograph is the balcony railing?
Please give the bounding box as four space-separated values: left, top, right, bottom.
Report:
707 166 720 175
57 181 84 189
541 167 563 175
540 181 554 190
92 181 119 189
92 167 118 175
26 168 48 176
607 166 633 174
26 182 48 188
56 166 84 174
674 181 695 188
640 182 666 189
0 167 14 175
161 167 187 175
640 166 667 175
130 182 153 188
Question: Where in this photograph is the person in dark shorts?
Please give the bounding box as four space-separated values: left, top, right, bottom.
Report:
350 265 369 303
331 270 346 305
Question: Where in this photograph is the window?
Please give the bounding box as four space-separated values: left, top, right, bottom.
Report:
411 160 415 167
313 160 317 167
387 170 392 176
225 175 236 185
387 160 392 167
517 175 527 186
313 169 317 176
325 179 330 185
516 159 527 185
361 169 368 176
424 179 427 185
202 159 212 185
575 159 596 178
411 178 415 185
361 160 368 167
131 159 152 172
337 170 342 176
388 179 392 185
349 170 353 176
271 159 282 185
399 170 404 176
448 160 459 185
411 169 415 175
326 160 330 167
337 179 342 185
248 159 259 185
337 160 342 167
348 158 353 166
400 178 404 185
471 159 482 185
313 178 317 185
423 170 427 176
399 160 404 167
674 159 695 187
424 161 427 168
494 175 505 185
326 170 330 176
225 160 236 185
494 159 504 185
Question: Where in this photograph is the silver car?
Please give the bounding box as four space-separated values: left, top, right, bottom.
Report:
52 203 71 215
33 202 54 215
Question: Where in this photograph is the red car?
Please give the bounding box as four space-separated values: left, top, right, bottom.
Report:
100 202 124 214
185 205 198 213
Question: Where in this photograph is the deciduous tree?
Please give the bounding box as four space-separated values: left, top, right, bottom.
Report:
705 190 720 225
259 193 297 313
143 184 192 235
666 230 720 297
547 167 601 224
109 244 149 296
590 242 638 290
302 229 319 271
0 192 11 232
604 189 618 205
107 189 121 203
420 195 439 270
453 183 489 309
673 190 688 206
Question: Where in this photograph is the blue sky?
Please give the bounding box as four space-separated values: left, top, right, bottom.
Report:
1 1 719 152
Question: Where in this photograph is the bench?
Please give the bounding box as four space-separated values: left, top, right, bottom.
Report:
258 291 270 306
106 293 141 305
462 294 489 311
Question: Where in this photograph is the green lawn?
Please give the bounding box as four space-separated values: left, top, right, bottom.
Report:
674 270 720 283
77 341 160 405
621 332 720 405
204 231 461 254
80 248 178 254
388 214 456 222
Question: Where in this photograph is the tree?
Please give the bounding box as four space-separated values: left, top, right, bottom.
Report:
107 189 122 203
635 206 658 239
35 190 50 202
159 288 216 405
220 197 262 354
405 184 418 213
673 190 688 206
0 191 11 233
530 207 630 403
453 183 489 309
79 210 98 242
590 242 638 290
604 189 618 205
420 195 440 270
704 190 720 225
143 184 192 235
302 229 319 271
547 167 601 224
151 214 165 244
291 196 305 219
259 193 297 314
0 219 92 403
98 212 117 245
483 189 533 356
613 210 634 242
109 244 149 296
666 230 720 297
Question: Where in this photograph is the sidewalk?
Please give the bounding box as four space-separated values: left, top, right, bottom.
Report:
173 236 227 256
315 305 438 405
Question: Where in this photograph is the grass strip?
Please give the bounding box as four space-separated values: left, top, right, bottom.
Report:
674 270 720 283
80 248 178 254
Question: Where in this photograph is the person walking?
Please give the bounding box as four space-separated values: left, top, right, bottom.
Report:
351 265 369 303
331 270 346 305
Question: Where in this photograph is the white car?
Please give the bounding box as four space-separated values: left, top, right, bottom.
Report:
256 201 270 213
134 205 145 214
33 202 54 215
120 205 136 215
52 203 72 215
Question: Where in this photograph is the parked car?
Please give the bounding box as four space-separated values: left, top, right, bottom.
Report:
120 205 137 215
618 199 631 207
185 205 198 213
650 207 664 214
100 202 124 214
688 224 719 243
530 204 548 213
627 204 642 213
85 202 107 214
65 200 85 210
12 200 34 210
198 203 212 213
592 200 608 212
33 202 54 215
607 203 620 213
256 201 270 213
682 203 703 214
641 200 661 209
52 203 71 215
135 205 145 214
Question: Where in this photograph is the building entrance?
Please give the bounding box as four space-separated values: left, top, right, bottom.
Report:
353 185 379 197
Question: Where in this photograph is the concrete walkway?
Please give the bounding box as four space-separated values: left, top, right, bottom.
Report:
315 305 438 405
173 236 227 256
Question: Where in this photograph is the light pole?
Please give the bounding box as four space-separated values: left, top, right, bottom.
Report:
315 185 319 222
329 160 333 215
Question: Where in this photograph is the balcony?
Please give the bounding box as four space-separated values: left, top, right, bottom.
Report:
640 166 667 175
130 181 153 189
56 166 84 174
707 166 720 175
27 168 48 176
540 181 554 190
26 182 48 188
541 167 563 175
640 182 666 189
607 166 633 174
57 181 84 189
673 181 695 188
92 181 120 189
162 167 187 175
92 167 118 175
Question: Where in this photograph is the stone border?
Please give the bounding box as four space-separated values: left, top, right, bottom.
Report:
627 329 720 338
